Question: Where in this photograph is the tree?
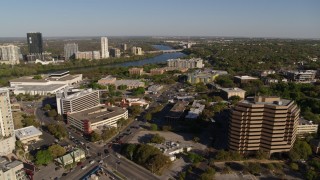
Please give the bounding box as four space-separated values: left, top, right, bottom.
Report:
145 113 152 121
255 149 269 160
200 167 215 180
35 150 53 165
90 131 101 142
128 105 142 117
48 144 66 158
132 87 145 96
101 127 117 141
15 140 23 150
55 114 64 121
33 75 42 79
289 140 312 161
150 123 158 131
123 144 137 160
187 152 204 163
47 124 67 140
229 95 241 105
117 118 128 129
289 163 299 171
246 162 261 175
43 104 52 111
48 109 58 117
149 134 165 144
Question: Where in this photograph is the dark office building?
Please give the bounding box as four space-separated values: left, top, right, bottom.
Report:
27 32 43 54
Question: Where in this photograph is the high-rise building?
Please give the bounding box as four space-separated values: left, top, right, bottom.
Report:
228 96 299 154
101 37 109 58
0 45 20 65
64 43 78 60
56 89 100 115
121 44 127 51
131 46 143 55
92 51 101 60
0 88 16 156
27 32 43 54
110 48 121 58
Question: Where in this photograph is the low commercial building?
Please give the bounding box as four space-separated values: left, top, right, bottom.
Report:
165 101 189 122
260 70 276 77
153 141 192 161
150 68 165 75
14 126 42 144
220 87 246 100
234 75 258 84
9 71 82 95
97 75 117 85
147 85 163 94
67 105 128 134
129 68 144 76
286 70 317 83
115 80 145 89
187 69 228 84
185 100 205 120
55 148 85 167
120 98 149 108
0 157 27 180
297 118 318 138
56 88 100 115
167 58 204 69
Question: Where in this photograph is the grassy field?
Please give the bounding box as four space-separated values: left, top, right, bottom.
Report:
13 111 24 129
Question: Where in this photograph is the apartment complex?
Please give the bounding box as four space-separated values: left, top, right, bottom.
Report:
76 51 100 60
129 68 144 75
0 157 26 180
0 45 20 65
110 48 121 58
97 76 145 90
64 43 78 60
286 70 317 83
131 46 143 55
167 58 204 69
27 32 43 54
0 88 16 156
228 96 300 154
56 89 100 115
187 69 228 84
67 105 128 134
220 87 246 100
101 37 109 58
297 118 318 138
150 68 165 75
121 44 127 51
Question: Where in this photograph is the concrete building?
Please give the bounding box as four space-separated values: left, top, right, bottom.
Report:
101 37 109 59
310 139 320 154
120 98 149 108
297 118 318 138
0 88 16 156
260 70 276 77
234 75 258 84
147 85 163 94
0 45 20 65
14 126 42 144
187 69 228 84
76 51 100 60
115 80 145 89
286 70 317 83
110 48 121 58
129 68 144 76
56 88 100 115
67 105 128 134
220 87 246 100
55 148 85 167
121 44 127 51
64 43 78 60
228 96 300 154
97 75 117 85
167 58 204 69
185 100 205 120
165 101 189 122
150 68 165 75
131 47 143 55
0 157 26 180
10 71 82 95
27 32 43 54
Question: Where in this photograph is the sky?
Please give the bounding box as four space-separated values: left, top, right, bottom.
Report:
0 0 319 38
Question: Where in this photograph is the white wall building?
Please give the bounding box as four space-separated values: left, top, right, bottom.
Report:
14 126 42 144
0 88 16 156
0 45 20 65
0 157 26 180
101 37 109 58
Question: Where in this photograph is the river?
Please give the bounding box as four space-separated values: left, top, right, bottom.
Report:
112 45 186 67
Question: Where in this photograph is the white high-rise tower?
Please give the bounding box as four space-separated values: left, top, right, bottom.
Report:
0 88 16 156
101 37 109 59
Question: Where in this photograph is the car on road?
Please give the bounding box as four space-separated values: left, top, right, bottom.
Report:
81 165 88 170
104 149 109 154
89 160 95 164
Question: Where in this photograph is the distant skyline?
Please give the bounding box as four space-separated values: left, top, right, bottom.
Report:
0 0 319 39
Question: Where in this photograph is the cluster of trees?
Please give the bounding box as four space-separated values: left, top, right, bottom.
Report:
128 105 142 117
21 114 40 128
289 140 312 161
149 134 165 144
214 150 243 161
131 87 145 96
35 144 66 165
47 123 67 140
15 93 42 102
121 143 171 174
187 152 204 164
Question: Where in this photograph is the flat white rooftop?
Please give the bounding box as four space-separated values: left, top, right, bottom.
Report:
14 126 42 140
